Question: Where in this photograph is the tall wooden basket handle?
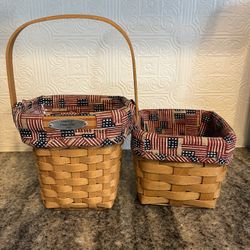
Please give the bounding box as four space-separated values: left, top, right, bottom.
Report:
6 14 139 116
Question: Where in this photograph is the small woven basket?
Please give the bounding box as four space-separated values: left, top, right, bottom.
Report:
6 14 139 209
132 109 236 208
133 155 227 208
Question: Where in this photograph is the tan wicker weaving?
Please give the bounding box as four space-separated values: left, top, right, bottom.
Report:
133 154 227 208
36 145 121 208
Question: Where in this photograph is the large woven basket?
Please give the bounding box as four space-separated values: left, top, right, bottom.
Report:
132 109 236 208
6 14 139 209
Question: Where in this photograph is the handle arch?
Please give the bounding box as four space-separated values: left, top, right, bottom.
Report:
6 14 139 116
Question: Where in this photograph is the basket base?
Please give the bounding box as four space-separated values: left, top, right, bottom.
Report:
133 154 227 209
35 144 122 209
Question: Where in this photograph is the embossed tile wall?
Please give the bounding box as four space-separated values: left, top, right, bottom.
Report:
0 0 249 151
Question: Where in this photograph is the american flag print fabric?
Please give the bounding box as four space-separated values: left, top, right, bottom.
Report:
131 109 236 166
13 95 135 149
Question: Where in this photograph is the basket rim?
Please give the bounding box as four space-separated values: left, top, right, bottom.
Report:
131 108 236 165
14 95 135 116
134 108 236 143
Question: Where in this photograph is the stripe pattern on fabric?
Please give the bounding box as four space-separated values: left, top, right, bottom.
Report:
131 109 236 165
13 95 135 148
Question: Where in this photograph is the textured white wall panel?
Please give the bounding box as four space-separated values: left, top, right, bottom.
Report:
0 0 249 151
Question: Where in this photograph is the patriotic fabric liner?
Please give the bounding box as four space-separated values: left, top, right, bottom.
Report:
131 109 236 165
13 95 135 148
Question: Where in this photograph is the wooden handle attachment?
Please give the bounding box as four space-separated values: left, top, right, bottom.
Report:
6 14 139 116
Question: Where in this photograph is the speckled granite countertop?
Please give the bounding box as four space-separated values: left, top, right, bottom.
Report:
0 148 249 250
